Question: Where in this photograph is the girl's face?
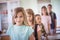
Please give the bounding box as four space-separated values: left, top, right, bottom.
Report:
14 12 24 26
26 14 33 23
35 16 41 24
41 8 47 15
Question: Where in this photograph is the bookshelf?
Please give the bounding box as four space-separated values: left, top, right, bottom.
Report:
0 2 8 33
0 0 20 33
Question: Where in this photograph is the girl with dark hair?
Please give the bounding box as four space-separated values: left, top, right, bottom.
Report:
41 6 51 34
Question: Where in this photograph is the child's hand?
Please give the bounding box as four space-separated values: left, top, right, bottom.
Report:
37 25 41 32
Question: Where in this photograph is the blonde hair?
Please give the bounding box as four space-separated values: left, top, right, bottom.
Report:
12 7 28 25
26 9 35 25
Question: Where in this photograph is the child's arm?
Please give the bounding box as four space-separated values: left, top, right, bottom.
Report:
28 27 35 40
37 25 41 40
54 13 57 33
42 24 48 40
48 23 50 33
37 30 41 40
48 16 51 33
54 19 57 33
29 33 35 40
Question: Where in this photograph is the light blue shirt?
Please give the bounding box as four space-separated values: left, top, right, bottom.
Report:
6 25 34 40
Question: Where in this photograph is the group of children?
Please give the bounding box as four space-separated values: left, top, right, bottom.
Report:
6 4 56 40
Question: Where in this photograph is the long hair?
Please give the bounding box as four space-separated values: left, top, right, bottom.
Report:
41 6 48 15
26 9 35 25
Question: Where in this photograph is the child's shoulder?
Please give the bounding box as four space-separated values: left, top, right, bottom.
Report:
20 25 32 29
25 25 32 29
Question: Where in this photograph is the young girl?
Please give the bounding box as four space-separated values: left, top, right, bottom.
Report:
41 6 51 34
6 7 34 40
26 9 35 29
35 14 48 40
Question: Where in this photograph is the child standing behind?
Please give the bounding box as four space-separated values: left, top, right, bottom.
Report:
41 6 51 34
35 14 48 40
26 9 35 29
6 7 34 40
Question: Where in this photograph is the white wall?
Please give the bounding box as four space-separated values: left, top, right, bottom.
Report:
20 0 38 14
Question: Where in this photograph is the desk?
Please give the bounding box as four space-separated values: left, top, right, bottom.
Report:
48 34 60 40
0 34 10 40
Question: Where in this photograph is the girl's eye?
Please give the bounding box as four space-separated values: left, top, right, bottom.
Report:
15 16 18 18
15 16 23 18
27 16 31 17
29 15 31 17
38 18 41 20
19 16 23 18
38 18 40 20
28 16 31 17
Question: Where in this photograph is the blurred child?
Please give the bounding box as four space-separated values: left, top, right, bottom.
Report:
6 7 34 40
35 14 48 40
26 9 35 29
41 6 51 34
47 4 57 35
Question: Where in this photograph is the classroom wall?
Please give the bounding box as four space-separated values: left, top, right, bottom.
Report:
20 0 38 14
